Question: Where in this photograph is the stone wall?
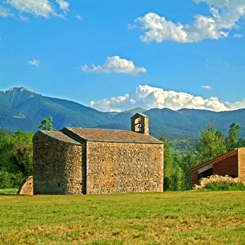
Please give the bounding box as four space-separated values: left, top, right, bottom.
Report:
86 141 163 194
18 176 33 195
238 147 245 181
33 132 84 195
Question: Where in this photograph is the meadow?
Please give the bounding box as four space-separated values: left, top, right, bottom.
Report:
0 190 245 244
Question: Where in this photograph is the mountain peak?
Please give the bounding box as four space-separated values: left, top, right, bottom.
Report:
8 87 33 93
123 107 147 115
0 87 36 95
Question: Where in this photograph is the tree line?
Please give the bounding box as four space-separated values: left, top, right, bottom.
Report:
0 130 34 188
0 116 53 188
161 122 245 191
0 117 244 190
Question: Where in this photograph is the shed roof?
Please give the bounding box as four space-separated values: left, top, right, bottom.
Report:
189 149 238 172
62 127 162 144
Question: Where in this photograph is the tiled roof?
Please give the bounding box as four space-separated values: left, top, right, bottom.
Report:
40 131 82 145
189 149 238 172
62 127 162 144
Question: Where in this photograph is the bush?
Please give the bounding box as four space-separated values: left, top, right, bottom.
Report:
0 130 33 188
205 181 245 191
0 171 12 188
0 171 25 188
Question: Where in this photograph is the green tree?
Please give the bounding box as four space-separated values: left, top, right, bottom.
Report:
196 123 227 164
160 137 174 190
238 138 245 148
160 137 184 191
179 152 198 190
38 116 54 131
10 130 34 176
225 123 241 151
173 156 185 191
0 130 34 188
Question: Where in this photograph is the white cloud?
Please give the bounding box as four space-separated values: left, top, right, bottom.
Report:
135 13 188 43
6 0 56 18
133 0 245 43
81 56 146 75
2 0 71 19
234 34 242 38
135 12 228 43
27 59 40 67
0 5 14 17
56 0 69 13
76 14 82 20
202 85 212 89
90 85 230 112
193 0 245 9
225 99 245 111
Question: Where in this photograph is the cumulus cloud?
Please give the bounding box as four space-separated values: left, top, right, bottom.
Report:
4 0 70 19
81 56 146 75
6 0 55 18
202 85 212 89
234 34 242 38
27 59 40 67
90 85 231 112
56 0 69 13
133 0 245 43
0 5 14 17
225 99 245 111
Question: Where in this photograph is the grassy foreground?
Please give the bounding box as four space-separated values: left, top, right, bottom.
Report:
0 191 245 244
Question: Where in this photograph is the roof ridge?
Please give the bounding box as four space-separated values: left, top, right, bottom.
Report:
65 127 131 132
61 127 162 144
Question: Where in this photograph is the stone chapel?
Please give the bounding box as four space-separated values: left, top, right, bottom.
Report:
33 113 164 195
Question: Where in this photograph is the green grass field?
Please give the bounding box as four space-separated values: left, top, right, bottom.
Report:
0 191 245 244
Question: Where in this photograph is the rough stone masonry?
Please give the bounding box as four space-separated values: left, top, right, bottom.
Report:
33 113 164 195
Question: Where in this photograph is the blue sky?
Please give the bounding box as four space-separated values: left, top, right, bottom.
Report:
1 0 245 112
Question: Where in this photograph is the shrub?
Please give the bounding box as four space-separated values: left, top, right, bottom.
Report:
0 171 25 188
0 171 12 188
205 181 245 191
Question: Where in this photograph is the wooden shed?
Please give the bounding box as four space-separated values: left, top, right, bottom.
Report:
189 147 245 187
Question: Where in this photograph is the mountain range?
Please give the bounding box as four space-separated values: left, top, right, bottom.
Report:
1 87 245 138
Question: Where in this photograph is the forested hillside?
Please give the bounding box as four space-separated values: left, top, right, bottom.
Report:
1 87 245 138
1 87 245 191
